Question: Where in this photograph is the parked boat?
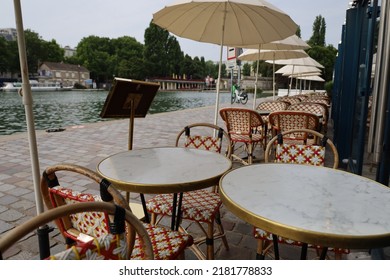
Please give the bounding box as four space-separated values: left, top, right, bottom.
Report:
1 80 72 92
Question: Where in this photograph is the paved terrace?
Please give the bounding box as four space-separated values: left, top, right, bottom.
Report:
0 96 388 260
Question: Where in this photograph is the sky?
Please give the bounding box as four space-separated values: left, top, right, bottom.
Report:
2 0 351 62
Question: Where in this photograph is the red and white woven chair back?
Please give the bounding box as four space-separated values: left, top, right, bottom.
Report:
256 101 288 112
275 143 325 166
185 135 222 153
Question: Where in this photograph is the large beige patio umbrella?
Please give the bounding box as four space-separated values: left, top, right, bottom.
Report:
238 49 309 106
153 0 298 126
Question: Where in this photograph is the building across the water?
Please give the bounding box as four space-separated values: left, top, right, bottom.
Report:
38 62 90 88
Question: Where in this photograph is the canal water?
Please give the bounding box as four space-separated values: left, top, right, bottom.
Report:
0 90 233 135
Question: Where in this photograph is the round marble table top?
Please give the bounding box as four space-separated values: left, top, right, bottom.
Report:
219 163 390 249
97 147 232 194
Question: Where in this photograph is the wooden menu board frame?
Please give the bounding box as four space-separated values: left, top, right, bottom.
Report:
100 78 160 150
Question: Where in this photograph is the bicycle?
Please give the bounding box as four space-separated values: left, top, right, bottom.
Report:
231 85 248 105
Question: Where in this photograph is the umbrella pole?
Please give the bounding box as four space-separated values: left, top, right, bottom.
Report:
252 45 261 110
214 4 227 128
13 0 50 259
273 54 276 100
288 65 295 96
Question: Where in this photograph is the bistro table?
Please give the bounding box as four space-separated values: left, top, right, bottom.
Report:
97 147 232 230
219 163 390 258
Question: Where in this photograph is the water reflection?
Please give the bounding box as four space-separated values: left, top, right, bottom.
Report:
0 90 232 135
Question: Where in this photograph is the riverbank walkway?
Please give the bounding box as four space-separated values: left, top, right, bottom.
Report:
0 95 388 260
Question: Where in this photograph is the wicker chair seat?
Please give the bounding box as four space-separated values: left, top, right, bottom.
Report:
132 222 193 260
50 186 193 260
49 233 129 260
147 190 221 223
229 132 263 143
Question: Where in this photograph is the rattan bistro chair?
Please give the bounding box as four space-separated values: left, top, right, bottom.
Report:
0 202 154 260
255 128 349 260
268 110 320 144
288 102 329 133
40 164 193 260
146 123 232 260
256 101 288 123
219 107 266 165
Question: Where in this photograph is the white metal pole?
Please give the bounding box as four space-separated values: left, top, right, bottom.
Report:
13 0 43 215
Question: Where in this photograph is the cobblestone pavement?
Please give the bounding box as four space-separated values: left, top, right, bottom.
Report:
0 96 388 260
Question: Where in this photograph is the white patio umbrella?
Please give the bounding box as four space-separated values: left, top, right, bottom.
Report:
153 0 298 126
237 34 310 50
277 65 322 93
13 0 49 258
268 56 324 68
295 75 325 81
269 56 324 95
295 75 325 90
238 49 309 106
237 35 310 105
276 65 322 76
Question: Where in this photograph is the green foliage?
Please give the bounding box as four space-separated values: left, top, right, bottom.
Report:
144 22 184 78
0 37 9 73
110 36 145 79
307 45 337 82
2 26 221 83
42 39 64 62
73 82 86 89
308 15 326 47
242 63 251 76
296 26 301 38
252 61 273 77
325 80 333 96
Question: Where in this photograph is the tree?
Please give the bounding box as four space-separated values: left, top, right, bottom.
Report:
204 60 219 80
19 30 64 75
110 36 145 80
0 37 9 74
24 30 46 74
308 15 326 47
5 40 20 75
75 36 113 83
307 45 337 82
42 39 64 62
252 61 273 77
182 54 195 78
296 26 301 38
242 62 251 76
144 22 183 78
